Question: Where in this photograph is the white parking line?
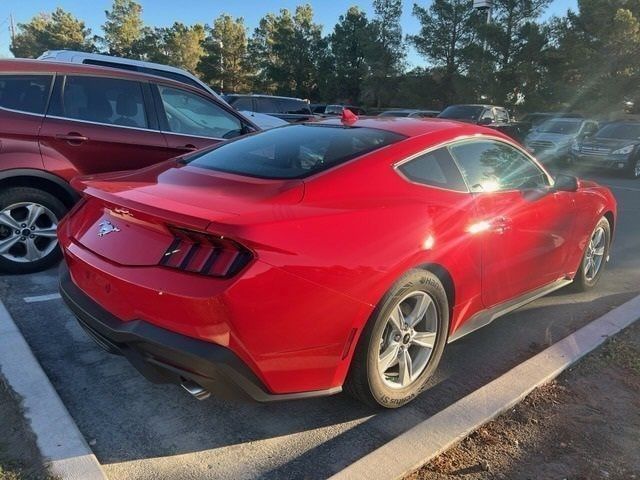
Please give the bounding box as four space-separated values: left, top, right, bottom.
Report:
331 294 640 480
23 293 62 303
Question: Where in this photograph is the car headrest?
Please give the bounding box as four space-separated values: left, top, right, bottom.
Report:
116 93 138 117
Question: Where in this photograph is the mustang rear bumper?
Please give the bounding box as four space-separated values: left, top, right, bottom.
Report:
59 264 341 402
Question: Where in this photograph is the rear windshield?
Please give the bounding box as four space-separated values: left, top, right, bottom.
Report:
438 105 484 121
537 120 581 134
595 123 640 140
187 124 405 179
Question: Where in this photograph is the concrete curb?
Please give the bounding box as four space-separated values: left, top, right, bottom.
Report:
330 294 640 480
0 299 107 480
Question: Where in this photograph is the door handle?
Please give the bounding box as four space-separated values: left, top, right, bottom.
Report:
177 144 198 152
56 133 89 145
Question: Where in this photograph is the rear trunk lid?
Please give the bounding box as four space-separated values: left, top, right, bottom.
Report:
68 161 304 267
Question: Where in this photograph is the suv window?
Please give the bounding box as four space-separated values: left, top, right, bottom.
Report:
280 98 312 115
228 96 253 111
0 75 52 114
480 109 495 123
398 148 467 192
188 124 405 179
254 97 280 114
449 140 548 192
495 108 509 123
158 85 242 139
50 75 148 128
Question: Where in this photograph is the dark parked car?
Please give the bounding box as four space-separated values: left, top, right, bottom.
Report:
570 121 640 178
223 94 315 123
0 59 258 274
438 104 527 141
323 104 367 116
378 109 440 118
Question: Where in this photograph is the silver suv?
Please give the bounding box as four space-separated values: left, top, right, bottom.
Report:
525 118 599 164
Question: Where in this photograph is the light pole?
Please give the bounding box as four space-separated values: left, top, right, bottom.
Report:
218 39 224 93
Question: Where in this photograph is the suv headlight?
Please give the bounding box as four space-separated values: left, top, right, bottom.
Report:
612 145 635 155
571 140 580 152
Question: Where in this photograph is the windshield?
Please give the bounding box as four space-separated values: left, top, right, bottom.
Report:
438 105 484 121
595 123 640 140
537 120 581 134
187 124 405 179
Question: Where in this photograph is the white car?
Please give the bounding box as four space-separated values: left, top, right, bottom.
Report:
38 50 287 130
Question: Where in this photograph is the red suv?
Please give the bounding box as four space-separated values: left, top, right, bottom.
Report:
0 59 258 274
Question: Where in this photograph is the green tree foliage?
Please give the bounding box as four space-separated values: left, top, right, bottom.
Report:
410 0 483 103
329 7 372 103
102 0 144 57
10 8 95 58
364 0 405 106
8 0 640 113
546 0 640 114
199 15 252 92
248 5 325 98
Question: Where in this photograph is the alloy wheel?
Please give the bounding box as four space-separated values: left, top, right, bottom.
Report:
377 291 439 389
0 202 59 263
584 226 606 281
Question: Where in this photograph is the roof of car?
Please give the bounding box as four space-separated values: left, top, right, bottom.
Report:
316 116 502 138
226 93 308 102
0 58 208 95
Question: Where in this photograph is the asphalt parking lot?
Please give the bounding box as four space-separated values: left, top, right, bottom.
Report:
1 168 639 480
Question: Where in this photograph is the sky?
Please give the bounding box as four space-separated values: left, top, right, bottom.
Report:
0 0 578 66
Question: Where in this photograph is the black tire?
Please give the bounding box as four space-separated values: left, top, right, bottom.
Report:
0 187 68 274
627 157 640 179
572 217 611 292
344 269 449 408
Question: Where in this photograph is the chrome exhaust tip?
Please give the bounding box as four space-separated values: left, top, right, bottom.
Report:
181 380 211 400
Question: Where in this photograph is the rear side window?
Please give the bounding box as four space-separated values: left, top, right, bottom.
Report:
398 148 467 192
228 96 253 111
188 124 405 179
255 97 279 114
0 75 52 114
495 108 509 122
50 76 148 128
280 98 312 115
158 85 242 139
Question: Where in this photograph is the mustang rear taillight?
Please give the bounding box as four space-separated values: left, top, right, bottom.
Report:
159 227 253 278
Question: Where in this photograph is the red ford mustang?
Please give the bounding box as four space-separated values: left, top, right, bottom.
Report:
58 116 616 408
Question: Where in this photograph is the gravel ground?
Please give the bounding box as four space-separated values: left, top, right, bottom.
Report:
408 321 640 480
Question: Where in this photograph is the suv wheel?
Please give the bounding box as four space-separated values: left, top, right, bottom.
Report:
0 187 68 274
345 269 449 408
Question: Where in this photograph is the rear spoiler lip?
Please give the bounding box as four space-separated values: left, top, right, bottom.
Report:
79 185 213 232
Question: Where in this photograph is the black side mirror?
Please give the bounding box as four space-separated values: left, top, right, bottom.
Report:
553 174 579 192
478 117 493 125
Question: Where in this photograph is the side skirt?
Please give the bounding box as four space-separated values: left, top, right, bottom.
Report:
448 278 573 343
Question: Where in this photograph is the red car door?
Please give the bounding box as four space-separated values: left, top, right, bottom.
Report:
39 75 170 177
449 139 575 308
152 83 250 155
